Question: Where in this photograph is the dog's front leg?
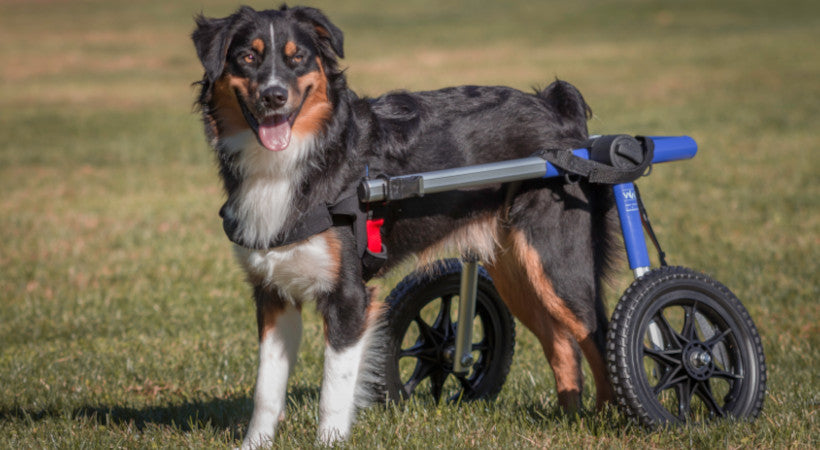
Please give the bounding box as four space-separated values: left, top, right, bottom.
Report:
242 296 302 449
316 284 372 445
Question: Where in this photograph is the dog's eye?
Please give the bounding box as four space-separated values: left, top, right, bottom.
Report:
291 53 304 64
243 53 256 64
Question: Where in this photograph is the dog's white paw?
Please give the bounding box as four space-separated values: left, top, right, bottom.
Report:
317 426 348 446
240 430 274 450
241 410 284 449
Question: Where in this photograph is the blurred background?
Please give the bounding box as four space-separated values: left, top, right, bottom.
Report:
1 0 817 447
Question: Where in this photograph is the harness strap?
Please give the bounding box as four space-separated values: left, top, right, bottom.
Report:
534 135 654 185
220 183 387 281
634 184 668 267
328 190 388 280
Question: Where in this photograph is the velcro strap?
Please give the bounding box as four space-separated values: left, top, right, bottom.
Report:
535 135 654 184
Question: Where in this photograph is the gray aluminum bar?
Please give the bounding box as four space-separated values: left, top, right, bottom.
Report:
359 156 548 203
453 255 480 375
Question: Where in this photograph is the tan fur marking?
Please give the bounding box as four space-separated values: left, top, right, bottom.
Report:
485 230 582 410
579 334 614 409
258 299 300 342
291 57 333 137
284 41 298 57
211 74 253 138
258 303 280 341
486 227 613 410
510 229 614 408
313 25 331 40
252 38 265 54
510 229 590 339
417 214 499 267
321 228 343 281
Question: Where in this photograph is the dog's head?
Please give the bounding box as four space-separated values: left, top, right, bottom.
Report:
192 5 344 152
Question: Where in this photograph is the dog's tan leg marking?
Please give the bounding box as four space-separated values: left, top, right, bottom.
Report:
485 230 582 411
486 228 612 411
243 301 302 449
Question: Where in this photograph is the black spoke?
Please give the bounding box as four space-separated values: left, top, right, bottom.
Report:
681 303 700 342
652 310 685 348
403 360 435 396
675 378 694 418
644 346 682 367
453 374 475 399
711 368 743 381
400 340 438 362
414 314 437 342
695 380 727 418
432 295 454 336
652 365 687 396
704 328 733 350
472 338 490 352
429 370 448 402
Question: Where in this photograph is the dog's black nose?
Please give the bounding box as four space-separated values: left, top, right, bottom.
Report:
261 86 288 109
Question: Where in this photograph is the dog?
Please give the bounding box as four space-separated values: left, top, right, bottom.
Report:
192 5 617 447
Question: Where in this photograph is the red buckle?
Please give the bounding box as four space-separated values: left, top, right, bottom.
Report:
366 218 384 253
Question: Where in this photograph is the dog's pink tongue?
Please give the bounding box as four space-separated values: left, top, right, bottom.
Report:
258 116 291 152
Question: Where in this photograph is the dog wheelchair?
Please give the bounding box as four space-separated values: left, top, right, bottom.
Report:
357 135 767 427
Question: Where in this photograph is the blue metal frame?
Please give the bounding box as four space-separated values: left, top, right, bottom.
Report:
604 136 697 276
542 136 698 277
613 182 651 276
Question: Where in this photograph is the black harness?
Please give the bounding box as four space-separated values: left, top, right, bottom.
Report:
220 186 388 280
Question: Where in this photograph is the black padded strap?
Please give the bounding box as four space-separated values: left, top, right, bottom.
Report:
221 182 388 280
269 205 334 248
328 189 368 254
534 135 654 185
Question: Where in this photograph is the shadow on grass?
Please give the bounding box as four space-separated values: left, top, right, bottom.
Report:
510 400 631 432
0 386 322 441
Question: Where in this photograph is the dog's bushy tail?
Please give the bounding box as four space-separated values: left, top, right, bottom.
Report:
353 293 389 409
537 79 593 138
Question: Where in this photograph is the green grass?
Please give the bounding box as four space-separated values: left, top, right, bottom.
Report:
1 0 818 447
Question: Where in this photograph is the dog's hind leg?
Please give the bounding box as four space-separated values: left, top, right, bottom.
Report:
487 187 614 411
486 231 586 411
243 291 302 449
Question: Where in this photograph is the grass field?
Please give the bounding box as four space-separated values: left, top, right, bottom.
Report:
1 0 818 447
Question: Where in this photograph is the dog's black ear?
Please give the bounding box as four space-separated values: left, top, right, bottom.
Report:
290 6 344 58
192 7 257 82
192 14 232 82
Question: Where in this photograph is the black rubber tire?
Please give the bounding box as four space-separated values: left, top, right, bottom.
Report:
384 259 515 403
607 266 766 427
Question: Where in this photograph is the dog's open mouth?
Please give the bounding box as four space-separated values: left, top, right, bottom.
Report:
236 86 311 152
258 114 293 152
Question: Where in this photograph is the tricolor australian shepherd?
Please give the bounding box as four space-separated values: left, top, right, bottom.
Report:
192 5 617 447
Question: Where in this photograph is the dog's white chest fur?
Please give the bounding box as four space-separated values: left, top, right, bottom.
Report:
222 131 316 249
223 132 337 303
234 235 338 303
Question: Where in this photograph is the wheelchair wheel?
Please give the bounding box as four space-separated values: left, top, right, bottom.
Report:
384 259 515 403
607 266 766 427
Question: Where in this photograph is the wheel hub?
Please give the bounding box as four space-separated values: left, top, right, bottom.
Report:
682 341 715 380
442 345 455 367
